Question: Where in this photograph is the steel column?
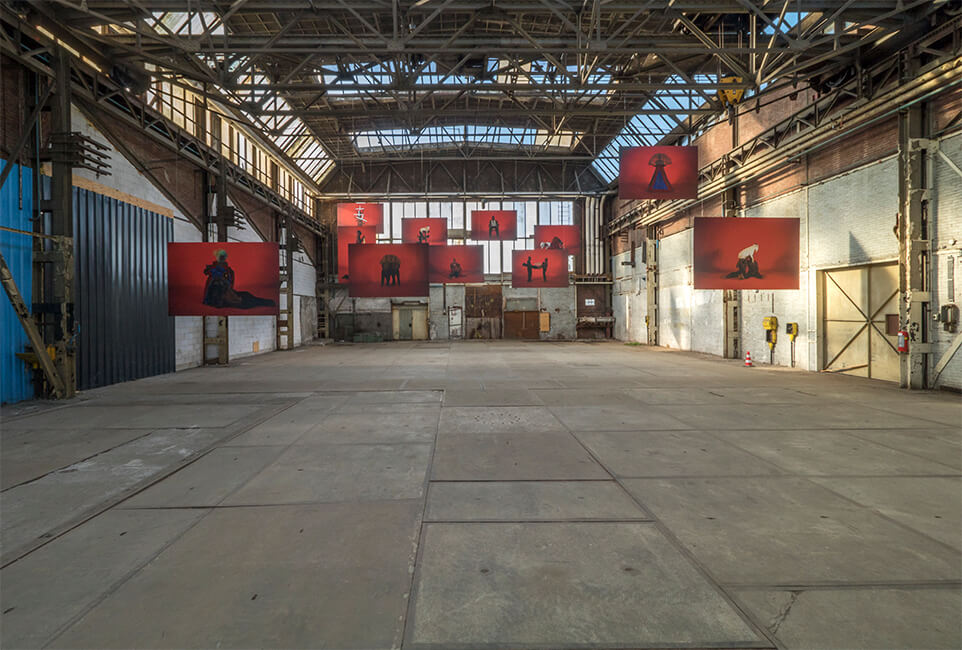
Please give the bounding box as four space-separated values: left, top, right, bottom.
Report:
645 226 658 346
897 98 932 389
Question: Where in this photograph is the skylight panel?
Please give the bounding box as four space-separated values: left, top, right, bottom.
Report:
351 124 580 153
592 75 718 183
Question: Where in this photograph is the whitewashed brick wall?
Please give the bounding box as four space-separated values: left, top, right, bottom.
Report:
657 230 693 350
292 253 317 346
808 157 899 268
611 248 647 342
608 144 962 390
740 191 812 368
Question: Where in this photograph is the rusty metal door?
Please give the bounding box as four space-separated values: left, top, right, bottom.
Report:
504 311 540 339
820 262 899 381
465 285 502 339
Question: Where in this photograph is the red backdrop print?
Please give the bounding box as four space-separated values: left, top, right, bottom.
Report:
336 203 384 231
429 245 484 283
693 217 800 290
619 146 699 200
348 243 429 297
337 226 377 282
470 210 517 240
402 218 448 246
534 225 582 252
168 242 279 316
511 249 569 288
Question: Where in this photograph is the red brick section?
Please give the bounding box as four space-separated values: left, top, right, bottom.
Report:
932 85 962 135
611 231 632 256
807 116 898 185
738 87 816 144
0 55 26 162
693 119 734 169
95 115 207 226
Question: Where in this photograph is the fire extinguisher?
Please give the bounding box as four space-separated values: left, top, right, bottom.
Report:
897 330 909 353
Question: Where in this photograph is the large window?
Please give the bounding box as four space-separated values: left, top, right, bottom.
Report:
384 200 573 273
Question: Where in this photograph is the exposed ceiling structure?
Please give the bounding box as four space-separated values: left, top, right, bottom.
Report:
10 0 956 194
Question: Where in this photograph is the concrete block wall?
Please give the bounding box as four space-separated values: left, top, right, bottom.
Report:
931 132 962 390
336 282 580 341
172 218 204 370
543 286 577 340
428 285 467 340
223 215 277 360
429 286 447 340
334 296 394 340
501 285 577 339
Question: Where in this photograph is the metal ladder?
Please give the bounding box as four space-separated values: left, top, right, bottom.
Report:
276 214 295 351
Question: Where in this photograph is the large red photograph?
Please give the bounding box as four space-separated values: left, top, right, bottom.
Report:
348 243 429 297
534 225 581 252
470 210 517 241
429 245 484 284
402 218 448 246
336 203 384 231
693 217 800 290
337 226 377 282
511 249 569 288
619 146 699 200
168 242 279 316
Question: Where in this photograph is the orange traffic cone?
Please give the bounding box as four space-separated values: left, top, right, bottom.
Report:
744 351 753 367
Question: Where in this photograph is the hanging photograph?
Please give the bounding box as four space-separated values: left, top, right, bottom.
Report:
470 210 517 241
619 146 699 200
336 202 384 232
693 217 800 290
429 245 484 284
534 225 582 252
168 242 279 316
348 243 429 297
337 226 377 282
511 249 569 288
402 218 449 246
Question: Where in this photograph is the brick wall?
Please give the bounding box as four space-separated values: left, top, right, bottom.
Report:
611 247 647 342
609 150 962 390
502 285 578 339
808 157 899 268
740 191 811 369
657 230 693 351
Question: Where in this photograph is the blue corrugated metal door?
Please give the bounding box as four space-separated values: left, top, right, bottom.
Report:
73 188 175 391
2 171 175 400
0 165 35 404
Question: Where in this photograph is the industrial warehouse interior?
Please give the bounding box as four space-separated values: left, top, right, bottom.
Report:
1 1 961 649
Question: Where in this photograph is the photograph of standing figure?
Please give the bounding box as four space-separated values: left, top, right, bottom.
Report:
471 210 517 240
512 249 568 288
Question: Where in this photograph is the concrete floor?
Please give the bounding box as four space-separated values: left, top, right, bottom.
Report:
1 341 960 649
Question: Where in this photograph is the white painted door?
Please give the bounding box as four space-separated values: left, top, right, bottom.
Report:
821 262 900 381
